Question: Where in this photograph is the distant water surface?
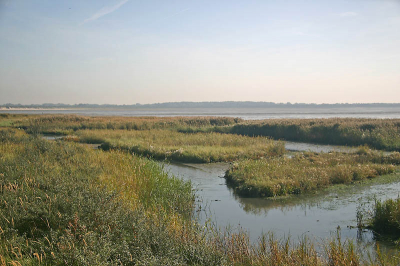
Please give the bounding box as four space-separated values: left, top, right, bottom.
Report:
2 107 400 119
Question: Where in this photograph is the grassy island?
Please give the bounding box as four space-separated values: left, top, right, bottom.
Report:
74 129 285 163
225 149 400 197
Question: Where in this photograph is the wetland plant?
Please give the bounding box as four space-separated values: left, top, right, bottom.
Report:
371 198 400 237
1 128 400 265
225 151 397 197
74 129 285 163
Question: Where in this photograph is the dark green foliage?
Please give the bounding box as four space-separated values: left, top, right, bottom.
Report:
178 119 400 152
225 119 400 151
371 198 400 236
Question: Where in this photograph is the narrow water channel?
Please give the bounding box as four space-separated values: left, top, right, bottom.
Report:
284 141 358 153
42 135 398 251
164 142 400 253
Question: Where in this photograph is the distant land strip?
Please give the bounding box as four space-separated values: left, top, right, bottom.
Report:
1 102 400 109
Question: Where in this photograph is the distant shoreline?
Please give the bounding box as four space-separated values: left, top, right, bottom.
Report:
0 107 70 111
1 102 400 110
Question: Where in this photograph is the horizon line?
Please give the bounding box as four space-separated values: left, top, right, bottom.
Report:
1 101 400 106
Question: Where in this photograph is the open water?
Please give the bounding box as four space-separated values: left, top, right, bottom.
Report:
2 106 400 119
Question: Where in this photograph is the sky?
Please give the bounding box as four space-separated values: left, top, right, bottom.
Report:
0 0 399 105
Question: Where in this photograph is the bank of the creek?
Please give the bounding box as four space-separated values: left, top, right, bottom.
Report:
164 141 400 254
165 162 400 252
43 135 399 252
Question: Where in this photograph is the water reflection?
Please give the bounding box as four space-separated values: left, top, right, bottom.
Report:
164 161 400 254
285 141 357 153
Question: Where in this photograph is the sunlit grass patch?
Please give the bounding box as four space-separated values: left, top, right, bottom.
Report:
8 114 400 152
15 114 242 134
75 129 285 163
180 118 400 152
0 130 214 265
227 118 400 151
225 150 398 197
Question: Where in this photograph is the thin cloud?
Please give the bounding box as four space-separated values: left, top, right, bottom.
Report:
129 7 190 35
83 0 129 24
170 8 191 18
339 11 358 17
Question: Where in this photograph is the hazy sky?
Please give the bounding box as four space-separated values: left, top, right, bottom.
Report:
0 0 399 104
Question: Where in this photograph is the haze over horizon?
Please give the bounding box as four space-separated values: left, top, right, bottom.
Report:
2 101 400 107
1 0 399 105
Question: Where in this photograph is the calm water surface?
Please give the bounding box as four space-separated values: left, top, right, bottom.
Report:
164 162 400 252
285 141 358 153
3 106 400 119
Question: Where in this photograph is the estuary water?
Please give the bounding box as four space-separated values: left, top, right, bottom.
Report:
2 106 400 119
164 162 399 252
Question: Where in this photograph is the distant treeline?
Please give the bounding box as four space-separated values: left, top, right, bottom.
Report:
1 101 400 109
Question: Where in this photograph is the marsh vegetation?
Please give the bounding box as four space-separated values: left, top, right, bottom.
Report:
74 129 284 163
1 114 400 265
180 118 400 151
7 114 400 152
225 149 400 197
369 198 400 239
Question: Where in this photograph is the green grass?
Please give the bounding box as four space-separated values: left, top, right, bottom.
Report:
0 128 220 265
355 196 400 241
0 114 28 127
8 115 400 151
74 129 285 163
180 118 400 151
14 114 242 135
225 149 399 197
1 127 400 265
371 198 400 237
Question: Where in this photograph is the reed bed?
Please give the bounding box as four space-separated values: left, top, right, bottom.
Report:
232 118 400 151
181 118 400 151
1 128 399 265
0 128 219 265
74 129 285 163
0 114 29 128
14 114 242 135
6 114 400 151
225 149 399 197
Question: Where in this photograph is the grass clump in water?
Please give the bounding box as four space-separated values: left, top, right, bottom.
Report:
370 198 400 238
225 150 398 197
